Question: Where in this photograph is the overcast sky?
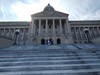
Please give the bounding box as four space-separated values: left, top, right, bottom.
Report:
0 0 100 21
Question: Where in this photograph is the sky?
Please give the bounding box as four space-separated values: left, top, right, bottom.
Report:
0 0 100 21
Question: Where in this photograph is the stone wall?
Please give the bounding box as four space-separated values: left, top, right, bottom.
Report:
0 37 13 49
92 37 100 44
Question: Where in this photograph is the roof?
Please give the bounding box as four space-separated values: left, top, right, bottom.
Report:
31 4 68 17
0 21 30 26
69 20 100 25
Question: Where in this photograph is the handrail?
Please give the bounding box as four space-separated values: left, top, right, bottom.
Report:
0 35 13 40
72 44 82 50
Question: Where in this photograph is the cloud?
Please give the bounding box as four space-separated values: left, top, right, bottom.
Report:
0 0 18 21
0 0 100 21
59 0 100 20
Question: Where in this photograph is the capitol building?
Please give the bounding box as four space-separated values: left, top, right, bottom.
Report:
0 4 100 45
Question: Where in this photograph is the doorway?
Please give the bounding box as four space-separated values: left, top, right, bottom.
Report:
57 38 61 44
41 39 45 44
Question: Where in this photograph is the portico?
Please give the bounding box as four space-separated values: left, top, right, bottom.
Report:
31 4 72 44
33 19 67 36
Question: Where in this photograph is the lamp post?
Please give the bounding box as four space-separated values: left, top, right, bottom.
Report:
13 29 20 45
84 28 91 43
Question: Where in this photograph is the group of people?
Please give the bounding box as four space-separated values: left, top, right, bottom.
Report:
46 39 53 45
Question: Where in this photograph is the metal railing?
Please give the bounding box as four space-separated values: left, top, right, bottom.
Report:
0 35 13 40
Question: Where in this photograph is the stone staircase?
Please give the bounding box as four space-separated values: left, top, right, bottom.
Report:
0 45 100 75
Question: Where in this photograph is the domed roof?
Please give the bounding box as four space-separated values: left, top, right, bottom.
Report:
43 4 55 12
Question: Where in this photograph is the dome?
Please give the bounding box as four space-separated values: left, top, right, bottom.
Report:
32 3 69 17
43 4 55 12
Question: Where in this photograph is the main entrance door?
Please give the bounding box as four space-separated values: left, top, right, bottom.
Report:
57 38 61 44
41 39 45 44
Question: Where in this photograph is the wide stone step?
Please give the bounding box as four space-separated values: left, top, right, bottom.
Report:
0 48 99 52
0 52 99 57
0 56 99 62
2 45 79 50
0 49 99 53
0 69 99 75
0 47 99 51
0 59 100 67
0 55 99 60
0 58 100 63
0 51 99 54
0 65 100 72
1 63 100 69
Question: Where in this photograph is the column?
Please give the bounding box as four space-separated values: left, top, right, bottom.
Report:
75 28 78 40
79 27 82 40
31 20 33 35
77 28 80 43
9 28 11 38
97 27 100 34
78 27 81 40
46 19 48 35
4 28 6 36
39 19 41 35
91 27 93 38
66 19 71 33
88 27 91 38
8 28 10 37
1 29 4 36
74 28 76 39
92 27 95 37
83 27 87 41
64 21 67 35
32 19 35 35
12 28 15 39
23 28 26 44
10 28 13 39
87 27 91 38
95 27 98 36
73 28 76 40
53 19 56 35
0 28 1 35
66 19 72 37
59 19 63 34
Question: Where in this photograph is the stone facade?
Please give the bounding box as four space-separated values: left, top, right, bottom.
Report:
70 21 100 44
0 4 100 45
